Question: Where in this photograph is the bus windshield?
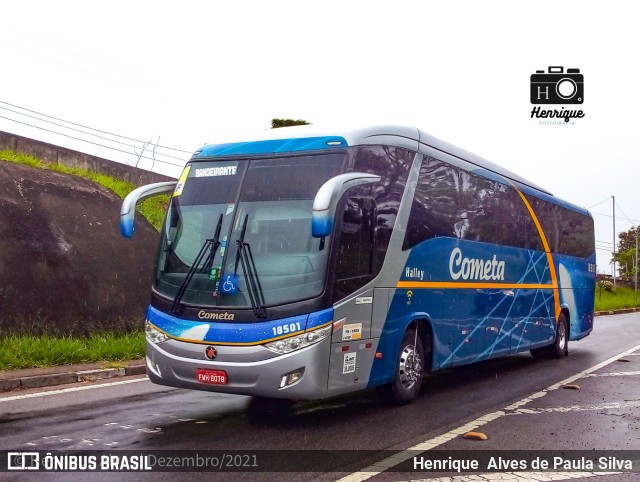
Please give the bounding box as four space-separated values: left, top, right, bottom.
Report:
155 153 346 311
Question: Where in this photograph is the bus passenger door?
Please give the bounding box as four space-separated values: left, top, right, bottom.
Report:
326 192 380 396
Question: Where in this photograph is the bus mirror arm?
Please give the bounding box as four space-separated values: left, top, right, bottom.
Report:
120 181 177 238
311 172 381 238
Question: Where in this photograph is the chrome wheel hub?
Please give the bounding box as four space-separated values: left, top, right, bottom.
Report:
399 344 422 389
558 322 567 351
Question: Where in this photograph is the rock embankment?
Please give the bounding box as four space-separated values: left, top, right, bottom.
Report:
0 161 160 334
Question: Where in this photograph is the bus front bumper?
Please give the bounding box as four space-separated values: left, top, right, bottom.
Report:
145 337 331 400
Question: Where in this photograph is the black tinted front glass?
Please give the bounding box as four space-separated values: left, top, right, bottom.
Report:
240 155 345 202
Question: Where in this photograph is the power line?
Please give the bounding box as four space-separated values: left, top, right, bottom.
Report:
0 100 192 154
2 41 118 84
0 114 184 169
25 32 133 78
591 211 640 224
0 105 188 162
614 199 638 227
587 197 613 209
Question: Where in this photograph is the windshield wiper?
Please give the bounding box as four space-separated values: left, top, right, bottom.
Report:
171 213 223 314
203 213 224 272
235 214 267 318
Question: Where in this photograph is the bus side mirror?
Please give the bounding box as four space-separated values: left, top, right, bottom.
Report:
311 172 381 238
120 181 177 238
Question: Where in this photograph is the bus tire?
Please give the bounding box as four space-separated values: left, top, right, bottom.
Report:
378 328 425 405
531 313 569 360
553 312 569 358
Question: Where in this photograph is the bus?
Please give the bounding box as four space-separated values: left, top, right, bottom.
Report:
120 125 596 405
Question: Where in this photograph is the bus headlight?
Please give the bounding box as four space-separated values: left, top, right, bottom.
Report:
264 324 332 354
145 321 169 344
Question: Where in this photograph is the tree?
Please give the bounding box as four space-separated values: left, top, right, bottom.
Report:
271 119 310 129
130 136 160 172
614 226 639 280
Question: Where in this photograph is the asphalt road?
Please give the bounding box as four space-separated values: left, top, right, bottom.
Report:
2 313 640 482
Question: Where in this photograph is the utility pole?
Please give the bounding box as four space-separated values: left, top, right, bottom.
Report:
613 196 616 289
635 226 638 302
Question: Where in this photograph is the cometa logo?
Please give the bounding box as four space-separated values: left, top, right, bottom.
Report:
198 311 235 320
449 247 506 281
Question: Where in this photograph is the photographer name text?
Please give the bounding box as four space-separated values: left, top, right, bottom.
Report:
413 455 633 472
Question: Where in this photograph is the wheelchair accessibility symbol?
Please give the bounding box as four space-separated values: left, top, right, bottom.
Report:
221 274 239 294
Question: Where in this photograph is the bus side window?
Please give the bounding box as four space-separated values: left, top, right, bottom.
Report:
403 156 546 252
332 193 378 302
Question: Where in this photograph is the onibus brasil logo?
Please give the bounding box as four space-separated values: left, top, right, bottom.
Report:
530 66 585 124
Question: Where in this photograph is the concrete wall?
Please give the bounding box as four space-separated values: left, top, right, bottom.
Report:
0 130 176 185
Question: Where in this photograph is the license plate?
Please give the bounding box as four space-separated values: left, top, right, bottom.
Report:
196 368 228 385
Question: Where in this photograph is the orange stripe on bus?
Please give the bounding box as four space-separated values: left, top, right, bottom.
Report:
511 185 561 321
397 281 554 290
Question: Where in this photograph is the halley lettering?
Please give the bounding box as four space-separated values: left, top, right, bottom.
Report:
405 267 424 280
531 105 585 123
449 247 505 281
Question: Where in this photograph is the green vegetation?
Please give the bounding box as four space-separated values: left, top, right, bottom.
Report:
0 149 168 230
594 286 639 312
271 118 310 128
0 332 144 370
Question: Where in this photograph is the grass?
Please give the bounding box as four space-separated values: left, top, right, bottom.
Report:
594 286 640 312
0 332 145 370
0 149 169 230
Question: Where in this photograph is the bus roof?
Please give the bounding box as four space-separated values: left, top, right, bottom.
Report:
194 124 551 195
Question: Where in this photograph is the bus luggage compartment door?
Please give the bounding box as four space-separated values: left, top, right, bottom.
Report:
327 289 377 396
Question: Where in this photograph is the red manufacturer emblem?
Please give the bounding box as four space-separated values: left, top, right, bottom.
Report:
205 346 217 360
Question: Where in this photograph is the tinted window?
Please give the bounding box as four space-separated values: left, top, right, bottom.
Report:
352 146 413 268
526 196 595 258
404 156 542 251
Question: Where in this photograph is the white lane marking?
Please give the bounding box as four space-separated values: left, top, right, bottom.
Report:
0 377 148 402
584 370 640 377
404 471 623 482
511 400 640 415
337 343 640 482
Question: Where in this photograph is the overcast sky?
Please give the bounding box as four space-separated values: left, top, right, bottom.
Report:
1 1 638 273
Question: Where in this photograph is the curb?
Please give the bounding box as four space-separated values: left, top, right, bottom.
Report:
594 307 638 316
0 364 146 393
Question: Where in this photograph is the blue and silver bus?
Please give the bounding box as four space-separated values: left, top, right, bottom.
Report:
121 125 595 404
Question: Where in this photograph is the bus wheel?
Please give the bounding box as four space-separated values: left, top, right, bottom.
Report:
531 313 568 360
553 313 569 358
378 329 424 405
